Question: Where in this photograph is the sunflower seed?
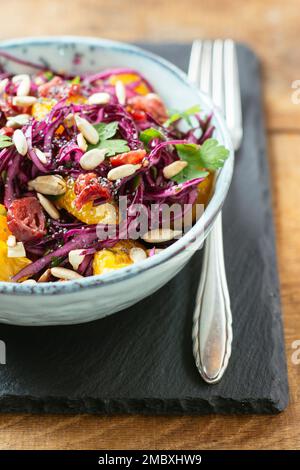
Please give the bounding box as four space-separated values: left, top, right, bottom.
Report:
0 78 8 93
7 235 16 248
12 129 28 156
6 113 31 128
79 148 107 170
74 114 99 144
50 267 83 280
21 279 37 285
88 92 111 105
16 74 31 96
76 132 88 152
12 96 37 107
129 247 147 263
7 241 26 258
142 228 182 243
68 249 85 271
28 175 66 195
107 164 141 181
163 160 188 179
37 193 60 220
115 80 126 105
34 148 48 164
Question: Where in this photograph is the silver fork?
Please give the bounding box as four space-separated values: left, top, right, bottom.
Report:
188 39 243 384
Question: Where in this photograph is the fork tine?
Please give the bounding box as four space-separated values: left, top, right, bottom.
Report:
223 39 243 150
188 40 202 85
198 40 213 96
212 40 225 114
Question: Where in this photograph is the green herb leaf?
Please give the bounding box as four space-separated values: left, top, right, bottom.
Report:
88 121 129 156
97 139 129 156
139 128 164 146
172 138 229 183
0 135 13 149
50 256 65 268
94 121 119 141
71 75 81 84
44 71 54 81
163 104 201 127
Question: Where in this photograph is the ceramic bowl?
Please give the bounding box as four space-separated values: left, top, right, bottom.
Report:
0 36 234 325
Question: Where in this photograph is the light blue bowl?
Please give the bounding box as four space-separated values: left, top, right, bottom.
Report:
0 36 234 325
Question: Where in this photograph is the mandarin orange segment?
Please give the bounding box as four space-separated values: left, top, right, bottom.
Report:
31 98 57 121
93 240 145 275
57 178 118 225
0 240 31 282
109 73 150 96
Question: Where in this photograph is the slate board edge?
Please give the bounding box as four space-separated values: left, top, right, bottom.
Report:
0 394 285 415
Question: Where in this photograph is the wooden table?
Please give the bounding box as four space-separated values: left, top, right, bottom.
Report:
0 0 299 450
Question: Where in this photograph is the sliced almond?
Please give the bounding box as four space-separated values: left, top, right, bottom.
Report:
0 78 8 94
115 80 126 105
64 112 75 128
50 267 83 280
7 235 17 248
129 247 147 263
142 228 182 243
107 164 141 181
34 148 48 165
7 241 26 258
76 133 88 152
28 175 66 195
37 193 60 220
12 129 28 156
79 148 107 170
6 114 31 128
12 96 37 107
88 92 111 105
74 114 99 145
16 75 31 96
163 161 188 179
68 249 85 271
21 279 37 285
38 269 51 283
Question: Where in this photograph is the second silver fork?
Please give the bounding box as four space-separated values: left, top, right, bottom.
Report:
189 39 243 384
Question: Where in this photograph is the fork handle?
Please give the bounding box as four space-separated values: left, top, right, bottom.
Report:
192 212 232 383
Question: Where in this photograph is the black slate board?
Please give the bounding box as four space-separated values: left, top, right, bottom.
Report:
0 43 289 414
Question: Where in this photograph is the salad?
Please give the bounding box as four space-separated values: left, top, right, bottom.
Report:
0 52 229 283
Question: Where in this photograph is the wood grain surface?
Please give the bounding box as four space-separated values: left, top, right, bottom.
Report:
0 0 299 450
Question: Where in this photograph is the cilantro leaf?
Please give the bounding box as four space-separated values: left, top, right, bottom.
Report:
94 121 119 140
87 121 129 156
139 128 164 146
0 135 13 149
172 139 229 183
97 139 129 156
164 104 201 127
197 139 229 170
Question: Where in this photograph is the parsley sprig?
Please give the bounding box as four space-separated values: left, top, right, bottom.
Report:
88 121 129 156
164 104 201 127
172 139 229 183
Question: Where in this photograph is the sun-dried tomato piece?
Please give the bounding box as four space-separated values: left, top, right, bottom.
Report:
74 173 111 210
110 149 146 167
7 197 46 242
128 93 168 124
38 76 64 98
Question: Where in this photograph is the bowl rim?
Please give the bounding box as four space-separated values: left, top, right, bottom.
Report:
0 36 234 296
